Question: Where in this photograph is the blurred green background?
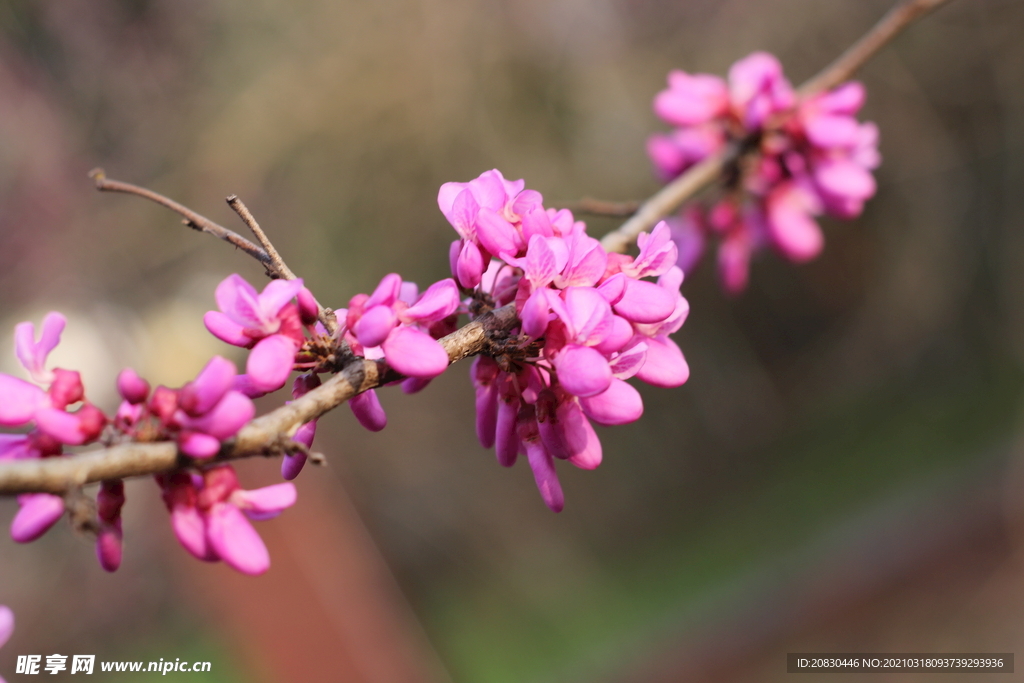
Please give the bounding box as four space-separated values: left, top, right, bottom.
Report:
1 0 1024 681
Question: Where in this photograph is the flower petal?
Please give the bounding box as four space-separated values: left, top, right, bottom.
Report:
401 279 460 323
180 356 237 416
246 335 297 393
203 311 253 347
580 378 644 426
0 375 48 426
382 326 449 379
612 279 676 324
355 305 398 348
171 505 215 561
11 493 64 543
636 336 690 388
0 605 13 649
233 482 297 517
525 440 564 513
555 345 612 398
206 503 271 575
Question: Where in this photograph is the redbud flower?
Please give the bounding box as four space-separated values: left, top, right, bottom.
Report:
95 480 125 572
159 466 296 575
444 173 690 510
649 52 880 293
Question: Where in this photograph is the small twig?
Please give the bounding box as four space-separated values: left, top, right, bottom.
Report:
797 0 954 98
598 0 955 254
0 304 519 494
89 168 272 268
558 198 641 218
225 195 297 280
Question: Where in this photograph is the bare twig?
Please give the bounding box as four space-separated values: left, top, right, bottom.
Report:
598 0 954 254
90 169 340 335
225 195 298 280
557 198 641 218
89 168 272 268
0 304 518 494
797 0 954 98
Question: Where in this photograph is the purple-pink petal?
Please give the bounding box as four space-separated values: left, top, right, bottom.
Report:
401 278 460 323
382 326 450 379
178 432 222 458
258 278 305 320
636 336 690 388
232 482 297 519
0 375 48 426
34 408 88 445
355 305 398 348
281 452 307 481
366 273 403 309
180 390 255 440
215 274 267 331
555 345 612 398
206 503 271 575
525 441 564 513
580 378 644 426
494 398 519 467
246 334 297 393
350 389 387 432
456 240 485 289
170 505 215 561
203 311 253 347
180 356 237 416
11 493 64 543
612 278 676 324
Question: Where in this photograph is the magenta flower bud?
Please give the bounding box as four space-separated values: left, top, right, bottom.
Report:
179 356 236 417
97 480 125 522
178 432 222 459
400 377 432 394
297 287 319 326
96 526 123 572
11 493 64 543
355 305 398 348
149 386 179 423
494 395 519 467
116 368 150 404
281 452 307 481
47 369 84 409
456 241 484 289
350 389 387 432
381 326 449 379
0 375 48 427
246 334 297 393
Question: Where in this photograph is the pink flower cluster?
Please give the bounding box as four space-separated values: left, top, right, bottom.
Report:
158 465 295 575
0 313 114 561
647 52 880 293
440 170 689 511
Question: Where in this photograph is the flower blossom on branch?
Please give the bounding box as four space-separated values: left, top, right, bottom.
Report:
648 52 881 293
440 170 690 511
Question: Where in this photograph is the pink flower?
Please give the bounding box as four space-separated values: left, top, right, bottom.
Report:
11 493 64 543
204 275 309 394
445 179 690 511
347 275 459 380
159 466 296 575
650 53 880 294
14 312 65 385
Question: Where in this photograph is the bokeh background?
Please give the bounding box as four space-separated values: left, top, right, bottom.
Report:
1 0 1023 680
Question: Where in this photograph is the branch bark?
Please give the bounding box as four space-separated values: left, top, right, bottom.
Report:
598 0 953 254
0 304 518 494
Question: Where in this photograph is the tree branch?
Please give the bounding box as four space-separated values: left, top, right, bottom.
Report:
598 0 954 254
0 305 518 494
